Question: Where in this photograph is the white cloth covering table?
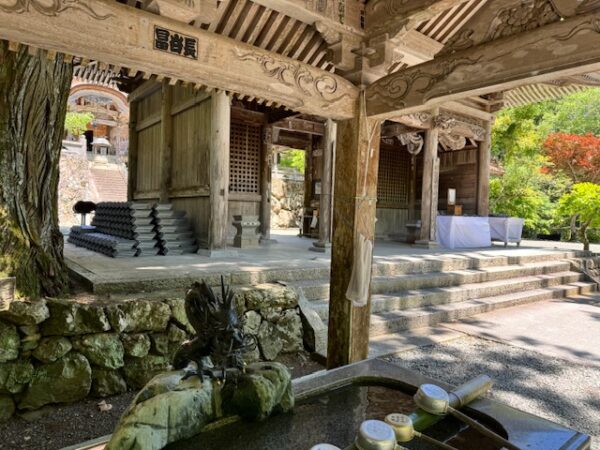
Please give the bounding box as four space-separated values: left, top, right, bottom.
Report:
489 217 524 246
436 216 492 249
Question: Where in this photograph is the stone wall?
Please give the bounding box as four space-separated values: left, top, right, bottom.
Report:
0 284 303 420
271 175 304 229
58 153 90 226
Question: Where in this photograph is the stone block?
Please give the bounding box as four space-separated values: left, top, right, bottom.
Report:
91 367 128 397
232 215 260 248
0 361 34 395
19 353 92 410
243 310 262 335
106 300 170 333
275 310 303 353
42 299 110 336
72 333 125 370
164 298 195 334
121 333 151 358
242 284 299 311
0 298 49 326
257 321 283 361
150 333 169 356
33 337 72 363
122 355 170 389
0 321 19 362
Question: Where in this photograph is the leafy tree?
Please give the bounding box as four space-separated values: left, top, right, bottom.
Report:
65 112 94 137
489 156 567 236
543 89 600 136
543 133 600 184
558 182 600 251
278 149 305 173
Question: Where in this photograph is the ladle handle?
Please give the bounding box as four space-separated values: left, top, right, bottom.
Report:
449 375 493 409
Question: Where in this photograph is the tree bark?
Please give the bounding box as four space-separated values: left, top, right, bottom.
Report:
0 42 72 299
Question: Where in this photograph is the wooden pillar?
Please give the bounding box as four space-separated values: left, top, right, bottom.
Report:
327 95 381 369
312 119 336 252
159 79 173 203
477 120 492 216
127 99 139 201
417 111 440 246
207 91 231 251
259 126 276 243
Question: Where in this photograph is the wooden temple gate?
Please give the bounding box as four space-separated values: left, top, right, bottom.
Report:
2 0 600 368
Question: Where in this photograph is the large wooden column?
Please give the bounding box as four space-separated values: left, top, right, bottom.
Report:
416 112 440 246
327 96 381 369
477 120 492 216
259 126 276 244
206 91 231 252
158 79 173 203
311 119 337 253
127 100 139 201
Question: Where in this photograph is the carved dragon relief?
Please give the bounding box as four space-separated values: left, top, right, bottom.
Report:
0 0 113 19
232 48 352 110
367 56 482 109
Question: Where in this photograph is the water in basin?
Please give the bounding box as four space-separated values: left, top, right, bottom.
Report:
168 384 504 449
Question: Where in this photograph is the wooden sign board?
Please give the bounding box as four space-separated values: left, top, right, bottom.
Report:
0 277 15 311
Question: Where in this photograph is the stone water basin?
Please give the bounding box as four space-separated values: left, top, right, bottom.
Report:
169 359 591 450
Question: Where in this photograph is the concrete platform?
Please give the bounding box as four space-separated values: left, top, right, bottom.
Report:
443 293 600 367
65 229 595 295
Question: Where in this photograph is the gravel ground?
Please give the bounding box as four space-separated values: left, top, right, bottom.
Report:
387 336 600 449
0 352 323 450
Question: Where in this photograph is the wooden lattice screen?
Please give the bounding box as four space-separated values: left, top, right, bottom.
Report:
377 144 410 209
230 121 261 194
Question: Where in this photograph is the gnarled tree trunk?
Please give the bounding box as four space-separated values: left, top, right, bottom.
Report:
0 42 73 298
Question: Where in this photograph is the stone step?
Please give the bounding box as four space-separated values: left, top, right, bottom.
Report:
297 260 573 301
368 281 597 337
310 271 585 321
369 250 581 278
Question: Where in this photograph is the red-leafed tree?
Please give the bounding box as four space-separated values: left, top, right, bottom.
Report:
543 133 600 184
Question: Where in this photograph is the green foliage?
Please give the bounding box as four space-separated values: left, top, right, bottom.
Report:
489 89 600 236
543 89 600 136
558 182 600 249
489 156 568 236
64 112 94 137
278 149 305 173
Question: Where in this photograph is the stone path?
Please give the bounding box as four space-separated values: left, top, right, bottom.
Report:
443 293 600 367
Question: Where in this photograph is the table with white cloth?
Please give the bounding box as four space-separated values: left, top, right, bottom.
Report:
436 216 492 249
489 217 525 246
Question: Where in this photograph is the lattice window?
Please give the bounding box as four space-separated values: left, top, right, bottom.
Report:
230 122 261 194
377 144 410 209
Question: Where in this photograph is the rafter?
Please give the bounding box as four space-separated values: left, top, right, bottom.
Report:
366 10 600 118
0 0 358 119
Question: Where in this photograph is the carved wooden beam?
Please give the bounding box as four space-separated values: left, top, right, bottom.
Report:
146 0 218 23
0 0 358 119
366 0 465 40
366 10 600 118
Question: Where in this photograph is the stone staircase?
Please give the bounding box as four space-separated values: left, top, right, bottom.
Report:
289 250 598 358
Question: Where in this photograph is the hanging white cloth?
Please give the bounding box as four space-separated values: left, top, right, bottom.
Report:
345 233 373 307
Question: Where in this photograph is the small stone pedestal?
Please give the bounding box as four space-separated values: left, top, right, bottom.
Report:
233 215 260 249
